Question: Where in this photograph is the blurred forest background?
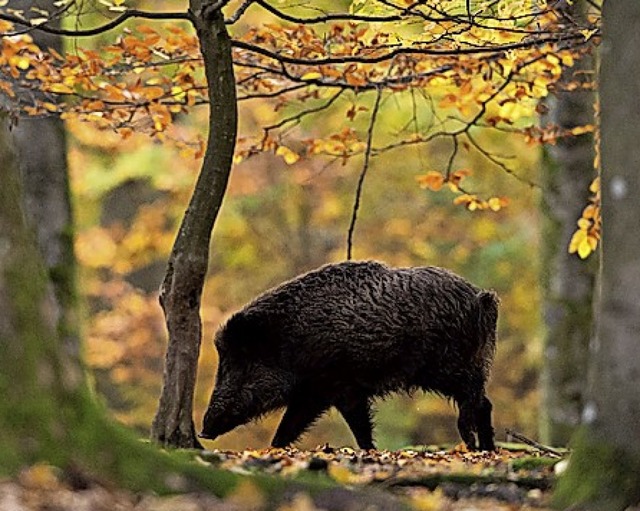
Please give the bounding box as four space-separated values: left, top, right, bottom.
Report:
65 1 553 452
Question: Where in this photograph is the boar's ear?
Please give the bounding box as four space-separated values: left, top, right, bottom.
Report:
222 312 271 358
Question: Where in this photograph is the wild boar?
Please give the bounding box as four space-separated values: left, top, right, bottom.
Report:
200 260 499 450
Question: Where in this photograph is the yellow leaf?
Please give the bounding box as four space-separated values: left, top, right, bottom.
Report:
276 145 300 165
29 17 49 26
569 229 587 254
15 56 30 70
577 218 591 230
171 86 186 101
48 83 74 94
580 29 598 41
487 197 502 211
589 177 600 193
583 204 597 219
561 54 574 67
328 464 355 484
301 71 322 80
571 125 594 136
577 238 592 259
453 194 474 206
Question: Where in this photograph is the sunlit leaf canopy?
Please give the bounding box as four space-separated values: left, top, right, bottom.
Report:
1 0 600 217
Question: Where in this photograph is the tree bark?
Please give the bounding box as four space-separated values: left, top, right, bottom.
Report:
12 0 78 365
554 2 640 509
539 2 597 446
150 1 238 448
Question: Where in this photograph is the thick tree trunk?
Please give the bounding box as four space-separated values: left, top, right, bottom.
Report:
539 2 597 446
150 2 238 448
554 2 640 509
12 0 78 364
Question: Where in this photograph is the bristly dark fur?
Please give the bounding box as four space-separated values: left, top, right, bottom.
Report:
201 260 499 451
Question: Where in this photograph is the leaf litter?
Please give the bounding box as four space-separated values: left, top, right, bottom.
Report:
0 444 561 511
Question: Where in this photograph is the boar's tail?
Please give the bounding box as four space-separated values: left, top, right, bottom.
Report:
475 290 499 371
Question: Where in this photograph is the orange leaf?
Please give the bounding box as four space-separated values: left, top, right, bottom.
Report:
142 86 165 100
416 171 445 191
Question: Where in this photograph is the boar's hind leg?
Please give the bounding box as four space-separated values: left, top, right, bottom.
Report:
476 394 495 451
336 397 375 450
271 393 330 448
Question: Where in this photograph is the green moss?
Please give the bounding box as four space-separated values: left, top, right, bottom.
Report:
510 456 559 471
554 429 640 511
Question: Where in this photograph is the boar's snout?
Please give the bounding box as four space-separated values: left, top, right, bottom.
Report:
200 403 236 440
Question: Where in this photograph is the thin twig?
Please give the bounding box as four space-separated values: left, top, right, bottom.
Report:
262 89 345 132
346 87 383 261
505 429 564 458
465 130 539 188
225 0 255 24
444 134 459 179
237 84 307 100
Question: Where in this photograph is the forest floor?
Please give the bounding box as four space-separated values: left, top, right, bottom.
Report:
0 444 564 511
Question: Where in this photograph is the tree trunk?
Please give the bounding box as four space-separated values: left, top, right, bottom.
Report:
12 0 79 365
554 2 640 509
539 2 597 446
150 2 238 448
0 109 239 496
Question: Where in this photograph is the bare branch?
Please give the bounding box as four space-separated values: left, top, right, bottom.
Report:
251 0 406 24
232 31 598 67
347 87 383 261
262 89 345 133
465 130 539 188
0 9 193 37
505 429 564 458
237 84 308 100
225 0 255 24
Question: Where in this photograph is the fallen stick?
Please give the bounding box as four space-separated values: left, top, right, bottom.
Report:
505 429 564 458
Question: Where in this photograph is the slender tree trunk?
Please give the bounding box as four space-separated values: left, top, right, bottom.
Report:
540 2 597 446
150 1 238 448
554 2 640 509
12 0 78 364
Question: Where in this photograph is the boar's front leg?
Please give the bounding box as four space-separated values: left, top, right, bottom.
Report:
336 396 375 450
475 394 495 451
456 392 496 451
271 390 330 448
